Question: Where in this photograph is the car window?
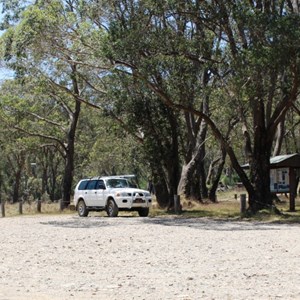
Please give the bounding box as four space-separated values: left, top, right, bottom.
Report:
86 180 98 190
106 179 129 188
96 180 105 190
78 180 88 190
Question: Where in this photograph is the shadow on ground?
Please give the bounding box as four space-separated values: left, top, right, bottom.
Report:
39 215 299 231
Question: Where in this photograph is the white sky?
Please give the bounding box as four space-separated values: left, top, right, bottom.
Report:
0 3 15 82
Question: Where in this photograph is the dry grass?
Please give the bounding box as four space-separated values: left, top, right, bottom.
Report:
150 189 241 218
0 201 73 217
1 189 300 223
151 189 300 222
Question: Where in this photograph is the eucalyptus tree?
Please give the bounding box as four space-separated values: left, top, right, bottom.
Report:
209 1 300 211
102 73 182 207
73 103 147 178
0 125 26 203
0 0 109 208
272 107 300 156
0 78 70 201
1 0 299 213
100 0 229 205
103 0 300 212
0 0 30 30
0 80 29 203
4 137 26 203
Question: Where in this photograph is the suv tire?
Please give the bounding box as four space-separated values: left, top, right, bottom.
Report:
138 207 149 217
106 199 119 217
78 200 89 217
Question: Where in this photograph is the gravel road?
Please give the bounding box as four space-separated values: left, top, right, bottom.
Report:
1 214 300 300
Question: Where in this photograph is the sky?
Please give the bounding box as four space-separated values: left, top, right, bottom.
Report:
0 4 14 82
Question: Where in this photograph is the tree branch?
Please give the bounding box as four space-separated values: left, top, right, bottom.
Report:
25 111 66 132
13 125 67 152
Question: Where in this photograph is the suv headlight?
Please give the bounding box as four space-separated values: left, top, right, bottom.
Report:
116 192 131 197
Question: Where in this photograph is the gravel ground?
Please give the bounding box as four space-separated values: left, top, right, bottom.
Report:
1 214 300 300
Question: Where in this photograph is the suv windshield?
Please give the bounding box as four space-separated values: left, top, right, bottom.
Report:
106 178 129 188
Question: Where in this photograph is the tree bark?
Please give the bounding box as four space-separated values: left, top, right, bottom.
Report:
166 111 181 209
178 113 208 200
208 149 226 202
12 169 22 204
60 65 81 210
273 117 285 156
151 166 169 208
248 151 273 211
247 98 273 212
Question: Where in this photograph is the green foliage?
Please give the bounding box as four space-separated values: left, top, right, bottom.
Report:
0 0 300 211
220 174 239 187
74 106 148 181
0 0 31 30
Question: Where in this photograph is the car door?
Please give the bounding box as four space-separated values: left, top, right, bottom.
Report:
85 180 98 206
94 179 106 207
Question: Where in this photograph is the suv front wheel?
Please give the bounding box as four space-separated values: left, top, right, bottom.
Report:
77 200 89 217
106 199 119 217
138 207 149 217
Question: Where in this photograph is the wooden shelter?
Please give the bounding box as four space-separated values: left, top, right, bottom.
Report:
243 153 300 211
269 153 300 211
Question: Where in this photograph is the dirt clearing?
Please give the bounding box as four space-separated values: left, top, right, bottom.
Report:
1 215 300 299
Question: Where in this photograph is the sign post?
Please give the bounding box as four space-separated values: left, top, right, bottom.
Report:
0 172 4 217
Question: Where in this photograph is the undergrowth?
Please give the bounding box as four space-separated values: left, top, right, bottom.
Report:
2 190 300 223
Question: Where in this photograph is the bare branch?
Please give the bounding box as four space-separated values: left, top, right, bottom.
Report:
26 111 66 132
13 125 67 152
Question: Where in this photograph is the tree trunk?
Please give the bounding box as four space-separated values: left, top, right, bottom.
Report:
12 170 21 203
199 157 208 198
149 143 179 209
248 156 273 211
273 117 285 156
0 171 4 217
188 166 202 201
50 170 57 201
166 113 181 209
60 64 82 210
166 159 180 209
60 71 81 209
208 149 226 202
178 118 207 199
49 155 60 201
152 167 169 208
61 149 74 210
154 181 169 208
42 165 48 196
60 119 78 210
248 115 273 212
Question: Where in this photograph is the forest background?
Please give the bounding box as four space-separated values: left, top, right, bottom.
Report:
0 0 299 213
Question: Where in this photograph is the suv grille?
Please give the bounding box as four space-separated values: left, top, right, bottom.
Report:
135 192 144 197
133 198 146 203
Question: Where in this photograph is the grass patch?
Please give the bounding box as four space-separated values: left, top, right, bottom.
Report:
2 190 300 223
151 190 300 223
150 200 240 219
0 201 74 217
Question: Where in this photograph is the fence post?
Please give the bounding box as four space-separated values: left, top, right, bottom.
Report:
0 174 4 217
174 194 181 214
240 194 247 214
1 200 4 218
37 199 41 213
19 200 23 215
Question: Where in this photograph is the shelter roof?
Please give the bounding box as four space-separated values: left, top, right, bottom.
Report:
242 153 300 169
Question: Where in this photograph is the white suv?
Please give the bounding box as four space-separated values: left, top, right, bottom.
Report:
73 175 152 217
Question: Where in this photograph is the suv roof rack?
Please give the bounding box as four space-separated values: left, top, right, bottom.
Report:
102 174 136 179
81 175 137 181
